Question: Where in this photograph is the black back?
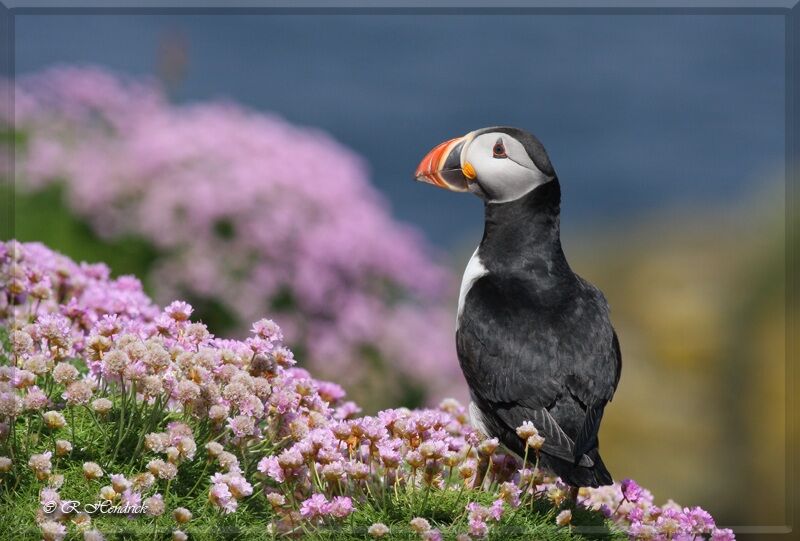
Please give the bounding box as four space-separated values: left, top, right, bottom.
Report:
456 179 621 487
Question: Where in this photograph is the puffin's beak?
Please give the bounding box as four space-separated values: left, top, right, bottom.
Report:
414 136 470 192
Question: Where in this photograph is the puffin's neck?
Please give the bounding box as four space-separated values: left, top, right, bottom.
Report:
479 179 572 280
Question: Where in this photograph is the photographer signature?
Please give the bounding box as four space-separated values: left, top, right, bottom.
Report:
42 500 149 515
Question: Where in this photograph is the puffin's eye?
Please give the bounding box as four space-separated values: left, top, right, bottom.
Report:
492 140 507 159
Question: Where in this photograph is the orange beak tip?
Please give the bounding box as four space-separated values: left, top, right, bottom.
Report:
414 136 468 191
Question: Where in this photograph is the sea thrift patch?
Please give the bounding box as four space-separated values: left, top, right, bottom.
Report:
8 66 463 407
0 241 732 539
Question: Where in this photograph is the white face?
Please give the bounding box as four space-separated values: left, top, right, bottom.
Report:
461 131 552 203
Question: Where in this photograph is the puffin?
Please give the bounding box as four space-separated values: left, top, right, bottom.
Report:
414 127 621 488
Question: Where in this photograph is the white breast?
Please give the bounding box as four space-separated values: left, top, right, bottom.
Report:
457 247 488 322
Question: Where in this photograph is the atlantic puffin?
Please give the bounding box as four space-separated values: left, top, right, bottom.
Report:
414 127 621 488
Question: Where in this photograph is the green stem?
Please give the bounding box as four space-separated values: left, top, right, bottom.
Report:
110 380 126 464
129 398 162 466
124 383 139 435
187 459 212 497
68 407 76 446
7 415 16 460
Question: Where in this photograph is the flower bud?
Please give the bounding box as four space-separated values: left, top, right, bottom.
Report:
172 507 192 524
100 486 117 501
55 440 72 456
83 462 103 480
477 438 499 456
516 421 539 440
92 398 113 415
43 411 67 430
526 433 545 451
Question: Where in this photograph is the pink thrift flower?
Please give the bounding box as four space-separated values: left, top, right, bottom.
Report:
489 499 504 521
711 528 735 541
422 529 443 541
300 493 330 519
120 489 142 508
226 415 255 438
680 506 716 535
621 478 642 503
257 456 285 483
226 474 253 499
627 507 645 523
209 482 237 514
251 319 282 342
40 487 60 506
165 301 193 321
328 496 354 519
468 518 488 538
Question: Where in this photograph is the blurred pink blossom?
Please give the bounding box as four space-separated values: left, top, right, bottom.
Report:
10 66 465 405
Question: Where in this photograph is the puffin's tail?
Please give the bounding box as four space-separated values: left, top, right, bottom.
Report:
549 448 613 488
584 448 613 487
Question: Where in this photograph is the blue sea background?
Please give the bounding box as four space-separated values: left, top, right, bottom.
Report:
14 13 785 248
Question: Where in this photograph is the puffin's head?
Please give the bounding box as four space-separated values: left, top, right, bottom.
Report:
414 126 556 203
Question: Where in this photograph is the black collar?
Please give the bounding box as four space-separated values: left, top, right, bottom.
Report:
479 179 573 287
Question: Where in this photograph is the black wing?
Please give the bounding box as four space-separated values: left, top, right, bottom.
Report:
456 272 621 464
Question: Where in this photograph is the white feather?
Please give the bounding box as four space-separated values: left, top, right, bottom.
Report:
462 132 550 203
469 401 492 438
457 247 488 322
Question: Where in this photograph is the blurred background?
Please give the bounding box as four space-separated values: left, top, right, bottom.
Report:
0 12 790 531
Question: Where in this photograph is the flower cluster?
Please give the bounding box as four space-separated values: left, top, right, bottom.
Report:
0 240 733 539
6 66 463 407
582 479 734 540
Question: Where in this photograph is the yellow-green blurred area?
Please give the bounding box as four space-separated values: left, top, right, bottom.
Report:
562 186 791 530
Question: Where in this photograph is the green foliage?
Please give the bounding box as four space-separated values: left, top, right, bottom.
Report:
0 325 9 363
0 404 622 541
0 184 159 282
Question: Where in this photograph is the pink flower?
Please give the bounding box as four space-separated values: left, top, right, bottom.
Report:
209 482 237 514
257 456 284 483
627 507 645 523
499 482 521 508
251 319 282 343
300 493 329 519
120 489 142 508
226 474 253 499
226 415 255 438
711 528 735 541
40 487 60 506
334 401 361 419
489 499 504 521
24 386 49 411
468 518 488 538
422 529 443 541
679 506 716 535
328 496 354 519
621 478 642 503
165 301 193 321
556 509 572 527
317 381 346 404
628 522 657 539
39 520 66 541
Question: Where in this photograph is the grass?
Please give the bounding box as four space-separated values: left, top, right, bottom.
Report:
0 403 624 540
